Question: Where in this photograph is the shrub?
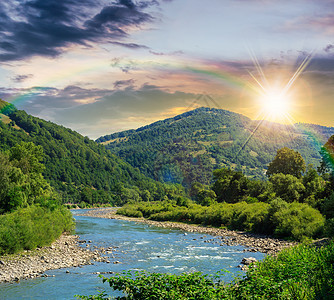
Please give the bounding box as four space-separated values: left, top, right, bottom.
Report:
77 242 334 300
234 242 334 299
324 218 334 237
0 205 74 255
322 192 334 219
79 270 230 300
271 202 325 240
117 199 325 240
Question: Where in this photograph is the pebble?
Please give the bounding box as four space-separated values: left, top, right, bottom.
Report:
0 234 108 283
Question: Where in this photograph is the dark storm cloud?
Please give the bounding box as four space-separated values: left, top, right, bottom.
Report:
110 57 138 73
324 44 334 53
110 41 149 49
0 0 159 61
149 50 184 56
11 74 34 83
118 0 137 9
0 85 114 114
54 85 196 126
308 56 334 72
85 4 152 31
113 79 136 88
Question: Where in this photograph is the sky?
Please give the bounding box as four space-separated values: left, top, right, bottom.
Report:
0 0 334 139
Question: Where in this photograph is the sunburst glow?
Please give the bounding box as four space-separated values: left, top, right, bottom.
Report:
247 52 313 125
260 89 291 123
236 53 313 157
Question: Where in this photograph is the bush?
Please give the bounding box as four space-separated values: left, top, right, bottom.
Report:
77 270 230 300
271 201 325 240
77 242 334 300
117 199 325 241
229 202 269 233
234 242 334 299
0 205 74 255
324 218 334 237
322 192 334 219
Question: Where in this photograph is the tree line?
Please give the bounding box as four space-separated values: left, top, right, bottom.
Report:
118 146 334 240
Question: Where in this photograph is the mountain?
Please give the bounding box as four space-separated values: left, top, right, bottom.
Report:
97 107 334 187
0 100 181 205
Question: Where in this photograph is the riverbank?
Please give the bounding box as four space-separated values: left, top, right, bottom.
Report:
0 234 107 283
79 208 297 255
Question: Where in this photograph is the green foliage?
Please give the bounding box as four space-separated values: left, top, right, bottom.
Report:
0 142 53 213
232 241 334 299
119 199 324 240
269 173 305 202
97 108 334 188
211 168 274 204
9 141 45 174
319 134 334 175
267 147 306 178
0 141 74 255
270 201 325 240
0 108 183 205
190 182 217 206
0 99 16 115
324 219 334 237
0 151 27 212
95 270 229 300
77 242 334 300
322 192 334 219
209 164 329 208
0 205 74 255
212 169 249 203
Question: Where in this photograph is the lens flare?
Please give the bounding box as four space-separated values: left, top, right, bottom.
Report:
260 88 291 123
236 52 314 157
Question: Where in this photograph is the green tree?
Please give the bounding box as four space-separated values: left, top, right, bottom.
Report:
319 135 334 175
212 168 250 203
302 165 325 207
0 142 52 212
0 152 27 212
270 173 305 203
267 147 306 178
196 189 216 206
322 192 334 219
9 141 45 174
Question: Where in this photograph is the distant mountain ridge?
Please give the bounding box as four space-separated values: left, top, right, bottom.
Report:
97 107 334 186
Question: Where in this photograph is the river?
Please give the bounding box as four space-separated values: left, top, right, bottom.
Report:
0 210 265 299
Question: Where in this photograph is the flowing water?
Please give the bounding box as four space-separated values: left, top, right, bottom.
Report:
0 210 265 299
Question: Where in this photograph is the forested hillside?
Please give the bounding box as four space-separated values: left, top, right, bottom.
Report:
97 107 334 187
0 100 183 205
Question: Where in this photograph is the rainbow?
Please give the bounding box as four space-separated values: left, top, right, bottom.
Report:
295 123 334 171
1 56 333 171
322 137 334 172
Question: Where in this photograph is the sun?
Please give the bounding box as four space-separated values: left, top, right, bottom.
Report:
260 89 291 123
246 52 313 125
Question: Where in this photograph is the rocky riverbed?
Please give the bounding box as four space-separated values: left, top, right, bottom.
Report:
80 208 297 255
0 234 107 283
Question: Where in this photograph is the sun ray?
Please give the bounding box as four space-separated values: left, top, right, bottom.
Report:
248 47 269 88
236 118 265 157
235 53 312 156
282 52 314 94
247 71 266 94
